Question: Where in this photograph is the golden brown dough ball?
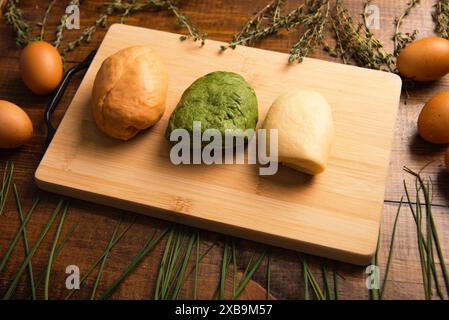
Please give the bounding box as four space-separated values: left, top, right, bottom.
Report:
92 46 168 140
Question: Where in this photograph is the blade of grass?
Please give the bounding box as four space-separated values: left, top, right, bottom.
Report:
232 240 237 298
232 249 267 300
0 198 39 274
426 182 433 298
3 199 63 300
306 265 325 300
34 221 79 293
13 184 36 300
44 202 69 300
403 179 443 299
214 239 231 300
322 263 331 300
161 230 185 299
416 182 430 299
168 230 197 299
193 231 200 300
163 230 191 299
266 250 271 300
171 231 197 299
220 240 230 299
301 254 309 300
369 230 381 300
425 181 444 299
64 218 135 299
404 173 430 299
90 217 123 300
405 167 449 297
0 162 14 216
99 227 169 300
429 212 449 298
425 190 449 297
333 264 338 300
379 198 403 299
155 228 175 300
177 241 217 299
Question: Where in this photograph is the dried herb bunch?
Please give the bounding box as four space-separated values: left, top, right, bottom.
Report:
38 0 57 41
325 0 394 71
220 0 287 50
63 0 117 53
166 1 206 45
222 0 332 63
4 0 31 46
224 0 408 68
288 0 330 63
3 0 205 54
4 0 449 71
54 0 80 49
392 0 420 56
62 0 205 53
435 0 449 39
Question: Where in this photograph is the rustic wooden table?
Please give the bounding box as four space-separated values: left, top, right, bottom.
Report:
0 0 448 300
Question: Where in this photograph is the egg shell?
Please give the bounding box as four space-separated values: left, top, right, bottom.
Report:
397 37 449 82
0 100 33 149
418 91 449 144
20 41 63 95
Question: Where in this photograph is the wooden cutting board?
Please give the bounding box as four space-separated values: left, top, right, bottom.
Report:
36 24 402 265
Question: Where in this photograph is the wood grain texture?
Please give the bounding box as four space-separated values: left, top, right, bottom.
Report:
35 25 401 265
0 0 448 300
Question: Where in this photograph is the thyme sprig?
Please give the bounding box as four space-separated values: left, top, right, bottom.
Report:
221 0 286 50
38 0 56 41
392 0 420 56
222 0 331 63
325 1 394 71
63 0 205 54
54 0 80 49
4 0 205 53
167 1 206 45
4 0 31 46
119 0 137 23
63 0 120 54
288 0 330 63
435 0 449 39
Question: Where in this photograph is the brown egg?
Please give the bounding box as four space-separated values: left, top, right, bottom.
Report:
445 148 449 171
418 91 449 144
0 100 33 149
397 37 449 82
20 41 63 95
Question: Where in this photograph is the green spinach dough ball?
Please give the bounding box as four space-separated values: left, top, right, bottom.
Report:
166 71 258 145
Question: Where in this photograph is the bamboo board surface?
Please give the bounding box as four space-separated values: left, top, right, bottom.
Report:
35 24 401 265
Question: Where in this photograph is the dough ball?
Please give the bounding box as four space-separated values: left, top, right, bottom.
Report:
165 71 258 146
262 90 334 175
92 45 168 140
